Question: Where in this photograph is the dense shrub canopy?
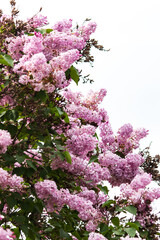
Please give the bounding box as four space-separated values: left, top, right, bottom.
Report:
0 1 159 239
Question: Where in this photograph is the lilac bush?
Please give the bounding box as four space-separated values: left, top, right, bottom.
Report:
0 1 159 239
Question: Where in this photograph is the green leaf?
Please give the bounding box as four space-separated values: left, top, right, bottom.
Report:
5 109 19 121
97 184 109 195
113 228 125 236
111 217 120 227
0 80 10 92
44 227 53 233
20 199 34 212
99 223 108 233
89 155 99 164
13 215 27 224
13 228 20 238
0 109 6 118
70 66 79 85
6 196 17 208
44 135 52 146
55 106 63 116
21 225 29 236
64 151 72 164
34 90 48 102
2 153 15 164
72 231 81 240
0 54 14 67
7 124 17 138
115 206 124 212
126 222 139 231
123 205 137 215
12 166 26 176
16 154 27 164
124 227 136 237
46 29 53 33
59 229 72 239
134 221 142 228
63 112 70 123
139 230 148 238
35 28 53 34
102 200 115 208
26 160 37 171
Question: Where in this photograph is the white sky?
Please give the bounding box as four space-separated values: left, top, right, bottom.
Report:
1 0 160 155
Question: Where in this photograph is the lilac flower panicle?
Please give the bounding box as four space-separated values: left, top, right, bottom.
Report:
0 227 15 240
28 14 48 28
88 232 107 240
0 129 12 154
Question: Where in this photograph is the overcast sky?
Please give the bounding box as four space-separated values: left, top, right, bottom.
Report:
1 0 160 156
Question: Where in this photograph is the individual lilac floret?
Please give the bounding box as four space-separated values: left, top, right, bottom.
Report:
0 129 12 154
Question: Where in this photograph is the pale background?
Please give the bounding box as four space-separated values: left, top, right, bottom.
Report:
1 0 160 156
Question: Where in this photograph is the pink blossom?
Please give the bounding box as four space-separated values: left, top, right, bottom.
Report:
35 180 101 227
0 168 24 191
50 49 80 72
66 125 97 157
27 14 48 28
52 19 72 32
79 22 97 41
0 227 15 240
99 152 144 186
0 129 12 154
88 232 107 240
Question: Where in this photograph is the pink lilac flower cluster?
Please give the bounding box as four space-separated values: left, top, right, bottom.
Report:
78 22 97 41
88 232 107 240
100 123 148 155
51 89 149 188
35 179 102 230
99 121 115 150
51 154 110 185
0 129 12 154
0 168 24 191
0 227 15 240
52 19 72 32
77 187 108 207
0 95 14 107
27 14 48 28
99 152 144 186
82 89 107 111
63 89 108 124
120 172 160 212
116 124 149 155
7 18 96 92
66 125 98 157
